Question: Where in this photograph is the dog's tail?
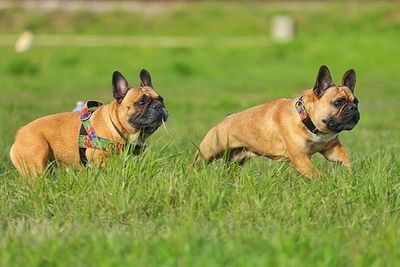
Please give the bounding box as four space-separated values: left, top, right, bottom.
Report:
193 150 201 167
187 144 203 172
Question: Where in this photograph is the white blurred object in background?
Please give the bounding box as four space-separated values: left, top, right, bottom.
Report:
271 15 294 42
73 101 85 112
15 31 34 53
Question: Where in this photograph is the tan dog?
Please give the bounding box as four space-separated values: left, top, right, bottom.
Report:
195 65 360 179
10 70 168 177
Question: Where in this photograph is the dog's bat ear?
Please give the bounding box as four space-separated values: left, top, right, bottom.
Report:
342 69 356 92
112 71 129 103
313 65 333 97
140 69 153 87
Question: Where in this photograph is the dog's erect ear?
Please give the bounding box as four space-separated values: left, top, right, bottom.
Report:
342 69 356 92
112 71 129 102
313 65 333 97
140 69 153 87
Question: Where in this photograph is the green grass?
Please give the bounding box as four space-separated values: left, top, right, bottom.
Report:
1 2 400 266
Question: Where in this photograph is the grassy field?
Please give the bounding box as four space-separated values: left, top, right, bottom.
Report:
1 2 400 266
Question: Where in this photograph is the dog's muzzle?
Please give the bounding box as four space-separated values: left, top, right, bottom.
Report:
129 101 168 133
326 104 360 132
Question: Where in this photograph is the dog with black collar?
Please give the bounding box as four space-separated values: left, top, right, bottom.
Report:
194 65 360 179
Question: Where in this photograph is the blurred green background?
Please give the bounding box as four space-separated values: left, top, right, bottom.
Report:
0 1 400 266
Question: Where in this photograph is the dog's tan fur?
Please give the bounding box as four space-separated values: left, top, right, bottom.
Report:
10 71 164 177
195 66 359 179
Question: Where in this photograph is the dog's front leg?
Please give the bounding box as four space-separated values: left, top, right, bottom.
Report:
320 142 351 168
287 149 320 179
283 135 320 179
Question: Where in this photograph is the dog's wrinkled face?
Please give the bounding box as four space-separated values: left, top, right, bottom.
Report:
112 70 168 135
311 66 360 133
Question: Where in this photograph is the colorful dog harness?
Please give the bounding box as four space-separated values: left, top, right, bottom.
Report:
77 101 145 167
295 96 321 135
78 101 117 166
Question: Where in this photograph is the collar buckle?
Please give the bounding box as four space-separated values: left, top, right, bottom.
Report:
295 96 320 135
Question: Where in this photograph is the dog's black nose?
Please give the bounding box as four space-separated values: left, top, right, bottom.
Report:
346 103 358 111
352 110 360 123
150 100 164 109
161 108 169 122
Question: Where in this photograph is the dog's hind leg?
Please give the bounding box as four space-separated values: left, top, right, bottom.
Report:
230 148 258 166
195 128 224 165
195 126 242 167
10 131 51 178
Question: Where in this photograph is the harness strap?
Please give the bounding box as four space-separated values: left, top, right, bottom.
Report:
295 96 320 135
79 124 89 166
77 101 145 166
78 101 116 166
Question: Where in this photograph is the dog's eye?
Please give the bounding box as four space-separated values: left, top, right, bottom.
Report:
136 95 150 107
333 99 344 107
353 98 359 105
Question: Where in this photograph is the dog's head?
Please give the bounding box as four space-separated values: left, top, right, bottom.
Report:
307 65 360 133
112 69 168 135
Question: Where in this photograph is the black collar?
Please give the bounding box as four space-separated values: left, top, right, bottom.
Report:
295 96 321 135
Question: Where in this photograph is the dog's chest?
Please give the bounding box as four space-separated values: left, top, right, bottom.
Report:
307 133 338 153
128 131 145 145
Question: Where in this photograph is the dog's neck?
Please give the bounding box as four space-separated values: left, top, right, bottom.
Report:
297 90 338 141
107 102 143 144
295 93 321 135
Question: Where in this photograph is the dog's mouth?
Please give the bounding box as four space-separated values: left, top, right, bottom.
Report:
326 110 360 132
129 107 168 134
140 123 162 134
